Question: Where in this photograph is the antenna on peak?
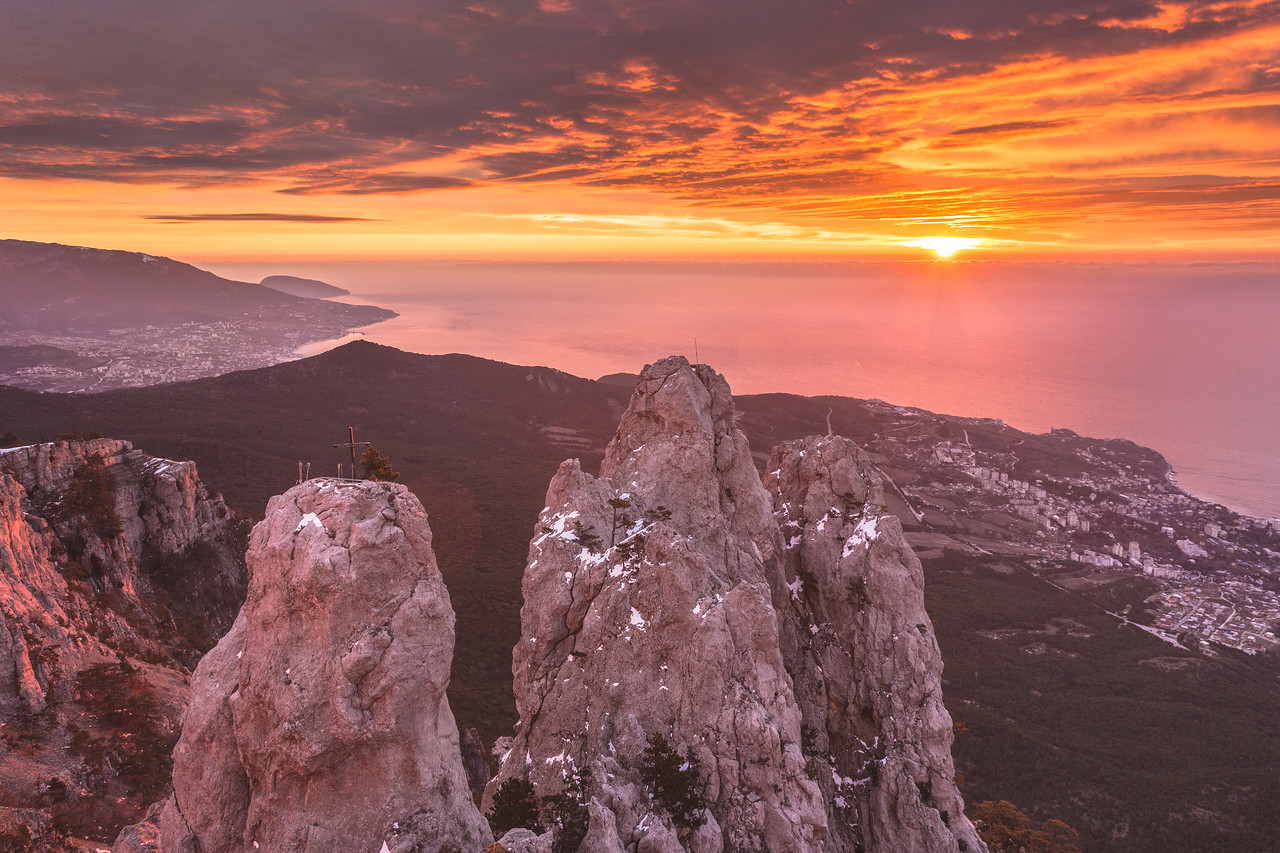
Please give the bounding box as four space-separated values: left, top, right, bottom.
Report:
694 338 699 365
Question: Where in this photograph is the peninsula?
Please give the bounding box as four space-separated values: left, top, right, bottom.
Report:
0 240 396 392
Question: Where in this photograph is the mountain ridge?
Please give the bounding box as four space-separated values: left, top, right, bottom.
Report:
0 239 396 391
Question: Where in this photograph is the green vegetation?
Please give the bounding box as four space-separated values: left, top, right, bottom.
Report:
607 495 632 548
142 528 250 657
545 767 592 853
926 550 1280 853
360 445 399 482
487 777 543 836
639 733 707 831
65 453 122 540
56 660 176 840
572 520 603 552
971 800 1082 853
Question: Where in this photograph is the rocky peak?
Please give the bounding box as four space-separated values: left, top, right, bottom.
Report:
491 360 984 853
599 355 779 582
489 357 826 853
766 434 985 852
153 478 491 853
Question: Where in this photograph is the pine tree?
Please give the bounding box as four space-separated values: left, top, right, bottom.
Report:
546 767 591 853
639 733 707 830
66 454 122 539
487 777 543 836
359 446 399 482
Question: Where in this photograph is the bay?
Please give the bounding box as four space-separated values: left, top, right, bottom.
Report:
209 259 1280 520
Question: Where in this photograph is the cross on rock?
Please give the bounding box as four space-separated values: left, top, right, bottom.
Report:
333 427 371 479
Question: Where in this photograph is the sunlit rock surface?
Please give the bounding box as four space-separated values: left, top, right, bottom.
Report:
156 478 490 853
0 439 244 846
768 434 985 852
489 357 984 853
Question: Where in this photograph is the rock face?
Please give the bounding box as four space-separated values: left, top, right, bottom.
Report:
767 435 984 852
490 357 984 853
488 357 825 852
0 439 245 710
158 478 491 853
0 438 246 846
0 439 246 646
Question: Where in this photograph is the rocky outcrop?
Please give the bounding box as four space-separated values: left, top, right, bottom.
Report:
0 438 245 637
157 478 491 853
488 357 826 852
491 357 983 853
0 468 67 716
767 435 984 852
0 438 247 848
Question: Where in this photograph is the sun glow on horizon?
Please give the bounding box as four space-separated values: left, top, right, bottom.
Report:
911 237 982 258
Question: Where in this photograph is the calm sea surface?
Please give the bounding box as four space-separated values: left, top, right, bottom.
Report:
210 259 1280 519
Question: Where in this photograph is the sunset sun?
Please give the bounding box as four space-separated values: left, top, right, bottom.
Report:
916 237 982 258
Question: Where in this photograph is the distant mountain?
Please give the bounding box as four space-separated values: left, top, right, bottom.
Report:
260 274 350 298
596 371 639 387
0 239 396 391
0 239 385 331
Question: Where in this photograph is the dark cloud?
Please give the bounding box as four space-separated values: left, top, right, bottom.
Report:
932 119 1074 149
277 173 476 195
947 120 1074 138
144 213 380 223
0 0 1276 207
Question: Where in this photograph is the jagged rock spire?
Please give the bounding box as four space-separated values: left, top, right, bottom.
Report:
489 356 826 852
492 356 984 853
767 435 985 852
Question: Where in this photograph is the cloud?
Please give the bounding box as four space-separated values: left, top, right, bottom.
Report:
2 0 1279 236
935 119 1075 147
144 213 380 223
277 173 476 195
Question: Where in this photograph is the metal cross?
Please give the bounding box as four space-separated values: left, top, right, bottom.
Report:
332 427 371 479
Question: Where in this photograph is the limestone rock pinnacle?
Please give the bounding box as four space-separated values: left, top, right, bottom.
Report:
157 478 491 853
492 357 985 853
489 356 826 853
767 434 985 852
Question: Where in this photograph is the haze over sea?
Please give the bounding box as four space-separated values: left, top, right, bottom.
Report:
212 259 1280 520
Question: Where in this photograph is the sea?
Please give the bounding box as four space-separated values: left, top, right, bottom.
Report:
208 259 1280 521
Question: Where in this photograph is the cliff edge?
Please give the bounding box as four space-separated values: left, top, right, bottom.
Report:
0 438 246 844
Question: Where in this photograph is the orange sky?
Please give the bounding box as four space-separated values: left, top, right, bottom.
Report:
3 0 1279 261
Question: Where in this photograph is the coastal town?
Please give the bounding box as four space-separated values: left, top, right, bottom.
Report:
854 401 1280 657
0 316 370 393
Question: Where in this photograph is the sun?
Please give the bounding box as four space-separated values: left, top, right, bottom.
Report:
912 237 982 258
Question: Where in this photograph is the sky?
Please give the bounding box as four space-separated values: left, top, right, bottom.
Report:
4 0 1280 261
